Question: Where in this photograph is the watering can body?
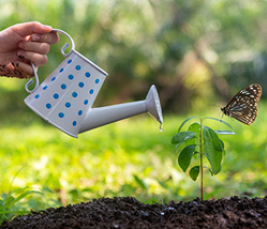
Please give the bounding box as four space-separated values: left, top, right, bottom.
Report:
24 29 163 138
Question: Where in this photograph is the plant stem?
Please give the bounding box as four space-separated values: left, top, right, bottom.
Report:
199 118 204 200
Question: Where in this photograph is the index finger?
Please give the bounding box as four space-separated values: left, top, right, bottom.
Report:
12 21 53 37
30 31 59 45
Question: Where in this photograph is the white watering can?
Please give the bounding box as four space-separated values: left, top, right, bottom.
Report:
24 29 163 138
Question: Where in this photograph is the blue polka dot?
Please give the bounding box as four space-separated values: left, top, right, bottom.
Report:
89 89 94 94
65 102 71 108
61 84 67 90
95 79 100 84
52 77 56 81
75 65 81 70
43 85 48 90
67 59 72 64
78 110 83 116
35 94 40 99
59 112 64 118
85 72 91 78
59 68 64 73
68 74 74 80
46 103 52 109
53 93 59 99
84 99 88 105
72 92 78 98
78 82 84 88
72 121 77 126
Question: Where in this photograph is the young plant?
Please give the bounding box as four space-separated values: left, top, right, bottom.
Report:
0 188 41 225
171 117 235 200
0 167 43 225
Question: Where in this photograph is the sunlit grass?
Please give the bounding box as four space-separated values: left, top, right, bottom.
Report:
1 104 267 218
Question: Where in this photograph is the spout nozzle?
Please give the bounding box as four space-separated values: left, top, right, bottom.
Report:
146 85 163 124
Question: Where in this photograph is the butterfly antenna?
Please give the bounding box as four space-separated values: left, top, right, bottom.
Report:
208 104 221 108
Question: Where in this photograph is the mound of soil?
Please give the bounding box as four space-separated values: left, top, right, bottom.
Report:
1 196 267 229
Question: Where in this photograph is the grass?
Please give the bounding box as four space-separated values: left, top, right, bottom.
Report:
1 104 267 223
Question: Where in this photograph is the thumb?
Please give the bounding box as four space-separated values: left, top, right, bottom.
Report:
12 21 53 37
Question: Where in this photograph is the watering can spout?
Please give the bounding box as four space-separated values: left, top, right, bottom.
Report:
79 85 163 134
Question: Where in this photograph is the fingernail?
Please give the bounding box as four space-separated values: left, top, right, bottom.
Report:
31 34 40 41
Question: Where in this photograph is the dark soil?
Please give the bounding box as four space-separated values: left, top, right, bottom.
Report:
1 196 267 229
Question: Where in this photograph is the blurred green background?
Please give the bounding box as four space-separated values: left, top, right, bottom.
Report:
1 0 267 118
1 0 267 218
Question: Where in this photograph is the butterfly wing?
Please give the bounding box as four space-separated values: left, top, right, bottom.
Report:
222 84 262 125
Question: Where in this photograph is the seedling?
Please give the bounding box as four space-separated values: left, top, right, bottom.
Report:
171 117 235 200
0 188 40 224
0 167 42 224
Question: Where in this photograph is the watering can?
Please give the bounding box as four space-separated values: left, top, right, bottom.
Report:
24 29 163 138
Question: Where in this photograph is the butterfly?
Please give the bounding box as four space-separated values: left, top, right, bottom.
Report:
221 84 262 125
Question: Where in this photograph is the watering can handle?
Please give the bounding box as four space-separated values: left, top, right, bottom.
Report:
53 29 75 57
25 29 75 93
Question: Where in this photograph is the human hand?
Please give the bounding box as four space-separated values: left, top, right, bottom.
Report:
0 21 59 79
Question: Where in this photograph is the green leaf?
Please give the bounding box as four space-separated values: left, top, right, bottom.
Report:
133 175 147 189
214 164 222 174
157 176 171 189
215 130 236 135
178 116 199 133
203 126 223 175
204 163 222 175
220 139 224 151
188 122 200 133
192 151 200 159
204 166 214 176
178 144 196 172
171 131 197 145
5 190 41 209
203 117 235 134
11 191 42 205
0 210 29 215
223 150 226 157
158 181 168 189
187 122 200 145
203 126 224 151
189 166 199 181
